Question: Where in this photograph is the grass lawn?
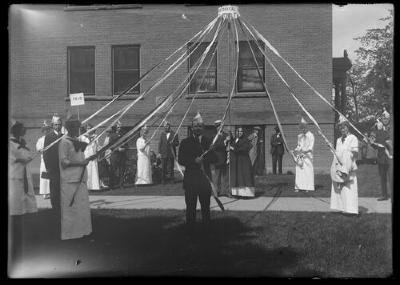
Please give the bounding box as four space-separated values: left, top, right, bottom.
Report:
9 208 392 278
83 163 384 197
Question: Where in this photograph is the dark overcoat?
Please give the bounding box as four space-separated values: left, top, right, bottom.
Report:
229 137 255 188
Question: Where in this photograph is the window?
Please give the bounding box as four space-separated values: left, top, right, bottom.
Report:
68 46 95 95
112 45 140 95
237 41 265 93
188 42 217 94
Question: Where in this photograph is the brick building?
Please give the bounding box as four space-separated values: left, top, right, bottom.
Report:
9 4 333 184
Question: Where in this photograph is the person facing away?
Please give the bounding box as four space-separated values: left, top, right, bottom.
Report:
330 116 359 215
58 116 92 240
291 117 315 192
211 120 230 197
370 119 392 201
43 114 63 216
270 125 285 174
109 122 127 189
136 125 153 185
229 127 255 198
36 120 52 199
158 121 179 184
178 112 216 231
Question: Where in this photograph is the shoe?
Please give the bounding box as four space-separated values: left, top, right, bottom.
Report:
377 196 389 201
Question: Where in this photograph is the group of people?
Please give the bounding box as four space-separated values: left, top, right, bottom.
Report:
9 106 392 240
10 114 92 241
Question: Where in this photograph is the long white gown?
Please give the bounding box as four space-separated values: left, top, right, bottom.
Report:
135 137 152 185
294 131 315 191
9 137 38 216
81 136 100 190
36 135 50 195
59 136 92 240
330 134 359 214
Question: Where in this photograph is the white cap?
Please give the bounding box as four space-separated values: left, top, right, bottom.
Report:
193 111 203 124
300 117 307 125
214 119 222 125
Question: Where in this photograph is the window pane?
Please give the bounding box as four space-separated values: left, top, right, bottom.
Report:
68 47 95 95
238 41 265 92
113 46 140 95
114 70 140 94
189 70 217 93
238 69 264 92
114 46 139 70
188 42 217 93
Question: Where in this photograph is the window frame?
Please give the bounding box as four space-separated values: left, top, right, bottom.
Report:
67 46 96 96
237 40 266 93
112 44 141 96
187 41 218 95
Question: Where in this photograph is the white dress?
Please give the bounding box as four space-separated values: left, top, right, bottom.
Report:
36 135 50 195
59 137 92 240
81 136 100 190
9 138 38 216
294 131 315 191
135 137 152 185
330 134 359 214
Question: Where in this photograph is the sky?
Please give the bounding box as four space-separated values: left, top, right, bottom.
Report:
332 3 393 60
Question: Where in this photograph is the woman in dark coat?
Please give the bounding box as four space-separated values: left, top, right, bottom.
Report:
229 127 255 197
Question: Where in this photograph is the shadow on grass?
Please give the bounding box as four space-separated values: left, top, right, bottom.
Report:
9 208 312 277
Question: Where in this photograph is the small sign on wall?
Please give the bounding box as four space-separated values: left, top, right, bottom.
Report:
69 93 85 106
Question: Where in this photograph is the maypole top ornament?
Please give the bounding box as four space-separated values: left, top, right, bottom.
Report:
218 5 240 18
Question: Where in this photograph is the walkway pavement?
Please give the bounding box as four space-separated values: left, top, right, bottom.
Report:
35 195 392 213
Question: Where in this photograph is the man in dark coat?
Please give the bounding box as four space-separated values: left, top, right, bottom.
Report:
109 123 127 189
270 125 285 174
370 119 392 201
43 114 63 213
229 127 255 197
178 112 216 229
158 121 179 184
211 120 229 196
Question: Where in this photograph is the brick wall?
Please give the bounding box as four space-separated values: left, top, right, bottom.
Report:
9 4 333 181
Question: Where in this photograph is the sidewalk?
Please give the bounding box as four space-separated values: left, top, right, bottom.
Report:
35 195 392 213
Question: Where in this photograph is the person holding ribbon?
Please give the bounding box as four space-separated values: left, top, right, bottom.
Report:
292 117 315 192
9 120 38 262
36 120 52 199
81 124 100 191
9 120 38 216
330 116 359 215
158 121 179 184
58 116 92 240
43 114 64 230
178 112 216 231
211 120 230 197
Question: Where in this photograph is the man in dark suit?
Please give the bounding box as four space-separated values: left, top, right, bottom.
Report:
158 121 179 184
109 123 127 189
178 112 216 230
211 120 229 196
270 125 285 174
43 114 63 218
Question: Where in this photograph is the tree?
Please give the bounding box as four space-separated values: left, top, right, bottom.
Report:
346 9 393 126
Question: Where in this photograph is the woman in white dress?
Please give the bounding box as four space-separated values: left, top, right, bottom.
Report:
330 116 359 215
81 124 100 191
292 117 315 192
59 117 92 240
135 125 152 185
35 121 52 199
